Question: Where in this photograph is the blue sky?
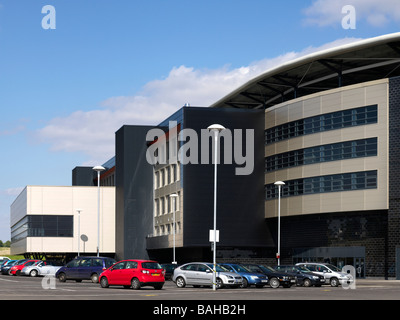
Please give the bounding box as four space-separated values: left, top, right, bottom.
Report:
0 0 399 241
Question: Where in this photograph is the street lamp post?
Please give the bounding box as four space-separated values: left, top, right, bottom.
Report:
170 193 178 265
76 209 82 256
93 165 105 257
274 181 285 266
207 124 225 291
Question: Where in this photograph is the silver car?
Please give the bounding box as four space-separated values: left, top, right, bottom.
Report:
172 262 243 289
295 262 354 287
21 260 63 277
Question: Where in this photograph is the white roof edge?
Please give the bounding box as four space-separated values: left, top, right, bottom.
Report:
209 32 400 108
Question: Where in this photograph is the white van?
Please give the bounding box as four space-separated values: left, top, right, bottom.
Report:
0 257 10 265
295 262 354 287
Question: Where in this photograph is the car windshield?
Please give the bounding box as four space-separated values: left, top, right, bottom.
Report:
260 265 276 272
231 265 251 273
206 264 227 272
325 264 341 272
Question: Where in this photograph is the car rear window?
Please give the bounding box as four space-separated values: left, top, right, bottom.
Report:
142 262 162 269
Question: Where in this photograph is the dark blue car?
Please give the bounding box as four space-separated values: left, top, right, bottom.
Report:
56 256 115 283
220 263 269 288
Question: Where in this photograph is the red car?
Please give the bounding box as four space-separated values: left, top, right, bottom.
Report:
10 260 40 276
99 259 165 290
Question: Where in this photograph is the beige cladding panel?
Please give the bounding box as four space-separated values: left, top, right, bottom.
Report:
265 79 389 219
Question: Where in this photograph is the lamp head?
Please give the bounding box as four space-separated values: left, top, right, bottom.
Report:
93 165 105 172
207 124 226 132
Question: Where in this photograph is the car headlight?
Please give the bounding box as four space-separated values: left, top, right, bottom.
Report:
250 276 259 280
226 275 234 279
312 276 319 279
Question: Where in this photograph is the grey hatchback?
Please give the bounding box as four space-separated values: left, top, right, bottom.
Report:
172 262 243 289
56 256 116 283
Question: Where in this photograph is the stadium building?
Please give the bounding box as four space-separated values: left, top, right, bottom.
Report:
10 33 400 278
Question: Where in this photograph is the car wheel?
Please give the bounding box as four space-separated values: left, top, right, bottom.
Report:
241 278 249 288
154 284 163 290
303 278 312 287
269 277 280 289
91 273 99 283
58 272 67 282
330 277 339 287
100 277 109 288
30 270 38 277
131 277 141 290
216 278 223 289
176 276 186 288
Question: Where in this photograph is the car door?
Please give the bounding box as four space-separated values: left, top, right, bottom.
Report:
65 259 81 279
196 264 213 285
107 261 126 285
180 264 198 285
123 260 138 285
77 258 92 279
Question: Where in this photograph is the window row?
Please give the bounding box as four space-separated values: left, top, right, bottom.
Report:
265 105 378 145
154 193 180 217
11 215 73 242
154 164 180 189
265 138 378 172
154 222 181 236
265 170 377 200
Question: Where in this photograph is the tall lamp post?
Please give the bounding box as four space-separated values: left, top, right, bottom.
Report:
207 124 225 291
76 209 82 256
170 193 178 264
93 165 105 257
274 181 285 266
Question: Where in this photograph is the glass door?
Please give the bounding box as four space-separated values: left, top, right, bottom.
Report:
355 258 365 278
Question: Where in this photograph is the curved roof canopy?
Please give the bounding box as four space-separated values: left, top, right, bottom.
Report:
210 33 400 110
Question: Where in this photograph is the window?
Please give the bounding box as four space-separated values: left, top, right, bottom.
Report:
126 261 138 269
112 262 125 270
265 138 377 172
11 215 73 242
79 259 91 267
265 105 378 145
265 170 377 200
92 259 103 267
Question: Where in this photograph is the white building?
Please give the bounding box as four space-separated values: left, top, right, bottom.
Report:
10 186 115 260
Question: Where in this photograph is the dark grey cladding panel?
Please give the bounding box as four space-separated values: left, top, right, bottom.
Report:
181 107 273 247
115 125 156 260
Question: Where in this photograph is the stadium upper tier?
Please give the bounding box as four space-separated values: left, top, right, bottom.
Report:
210 32 400 110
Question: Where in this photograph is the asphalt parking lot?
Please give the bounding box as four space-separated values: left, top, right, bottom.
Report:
1 273 400 301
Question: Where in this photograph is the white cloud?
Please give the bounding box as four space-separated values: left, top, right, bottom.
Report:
36 37 361 165
303 0 400 27
1 187 24 196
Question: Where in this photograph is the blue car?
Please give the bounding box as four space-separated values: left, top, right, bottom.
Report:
1 260 19 275
220 263 268 288
56 256 116 283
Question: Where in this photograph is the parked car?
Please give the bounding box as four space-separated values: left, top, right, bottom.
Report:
1 260 18 275
274 265 325 287
21 260 63 277
10 260 40 276
219 263 268 288
56 256 116 283
161 263 180 280
172 262 243 289
241 264 296 288
99 259 165 290
295 262 354 287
